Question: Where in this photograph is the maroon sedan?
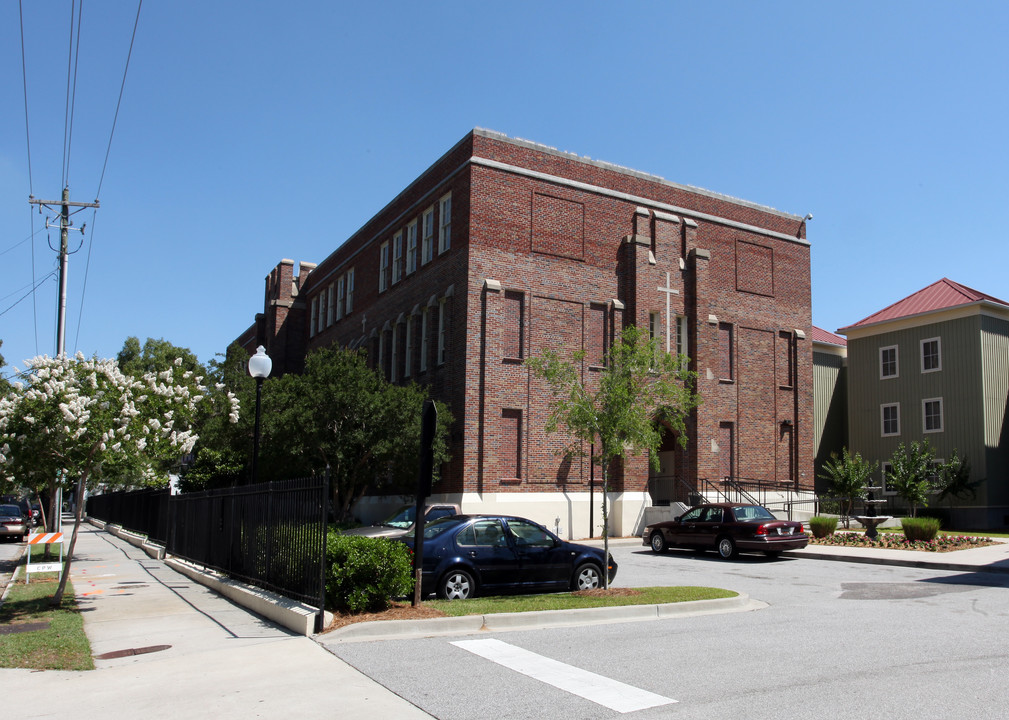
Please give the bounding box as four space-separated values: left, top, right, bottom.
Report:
642 503 807 559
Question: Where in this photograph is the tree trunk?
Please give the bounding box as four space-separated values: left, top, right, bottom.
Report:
50 473 87 606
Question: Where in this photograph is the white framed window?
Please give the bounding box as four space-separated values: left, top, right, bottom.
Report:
406 220 418 274
422 207 434 265
880 345 898 379
438 193 452 254
676 315 689 358
392 231 403 284
420 306 429 372
327 283 335 326
923 397 943 433
881 461 894 494
404 316 414 378
921 337 941 373
346 268 355 313
310 297 318 338
377 330 386 378
437 299 447 366
317 289 326 334
336 275 345 320
379 241 390 292
391 326 399 382
881 402 900 437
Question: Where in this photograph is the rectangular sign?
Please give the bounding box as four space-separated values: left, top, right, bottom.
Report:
26 562 62 573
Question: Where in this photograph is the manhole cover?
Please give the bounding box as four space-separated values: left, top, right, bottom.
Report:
95 644 172 660
0 621 50 635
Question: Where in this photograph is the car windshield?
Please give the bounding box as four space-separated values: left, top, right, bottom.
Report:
379 506 416 529
0 504 21 517
732 506 777 522
422 516 464 540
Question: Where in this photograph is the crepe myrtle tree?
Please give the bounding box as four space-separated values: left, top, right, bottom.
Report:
0 353 238 605
526 325 699 589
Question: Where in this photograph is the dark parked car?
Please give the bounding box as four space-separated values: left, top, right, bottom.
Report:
0 503 29 542
403 514 617 600
643 503 808 559
342 503 461 539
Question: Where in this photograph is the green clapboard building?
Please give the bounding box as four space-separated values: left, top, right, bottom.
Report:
838 278 1009 529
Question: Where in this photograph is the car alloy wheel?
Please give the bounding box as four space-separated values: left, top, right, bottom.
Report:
438 569 474 600
717 536 736 559
572 563 602 591
650 531 668 554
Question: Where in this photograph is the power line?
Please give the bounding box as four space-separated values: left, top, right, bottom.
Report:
64 0 84 187
0 270 57 319
75 0 142 354
95 0 142 199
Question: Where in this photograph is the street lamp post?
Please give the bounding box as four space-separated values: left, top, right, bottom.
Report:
247 346 272 485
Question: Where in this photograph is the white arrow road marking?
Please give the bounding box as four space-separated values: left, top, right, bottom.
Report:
451 638 676 713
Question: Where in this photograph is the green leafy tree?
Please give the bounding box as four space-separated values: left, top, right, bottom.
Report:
887 440 938 517
526 325 700 588
0 353 238 604
179 342 256 490
935 450 979 517
262 347 452 520
817 448 876 528
117 336 203 378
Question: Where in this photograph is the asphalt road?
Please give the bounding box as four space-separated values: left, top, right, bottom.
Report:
329 545 1009 720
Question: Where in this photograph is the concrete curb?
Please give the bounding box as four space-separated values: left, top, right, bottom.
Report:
321 593 763 643
101 522 167 560
782 549 1009 574
165 557 332 637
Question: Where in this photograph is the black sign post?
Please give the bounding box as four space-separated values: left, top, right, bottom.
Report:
411 400 437 607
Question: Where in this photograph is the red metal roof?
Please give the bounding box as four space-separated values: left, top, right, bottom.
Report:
839 278 1009 332
811 325 847 346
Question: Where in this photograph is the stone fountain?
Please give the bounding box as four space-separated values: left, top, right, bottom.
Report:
853 485 892 540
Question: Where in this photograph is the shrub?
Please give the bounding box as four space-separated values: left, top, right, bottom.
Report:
901 516 941 542
325 532 414 614
808 516 838 538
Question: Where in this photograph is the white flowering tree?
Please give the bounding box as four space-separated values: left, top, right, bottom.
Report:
0 353 238 604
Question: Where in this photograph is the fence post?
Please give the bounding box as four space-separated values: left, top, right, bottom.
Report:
317 468 329 633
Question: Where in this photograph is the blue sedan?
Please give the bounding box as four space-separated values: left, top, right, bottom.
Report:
402 514 617 600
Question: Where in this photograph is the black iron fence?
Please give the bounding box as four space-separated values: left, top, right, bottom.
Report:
87 476 328 621
85 488 170 544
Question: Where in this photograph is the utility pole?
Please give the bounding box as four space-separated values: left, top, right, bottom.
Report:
29 188 99 356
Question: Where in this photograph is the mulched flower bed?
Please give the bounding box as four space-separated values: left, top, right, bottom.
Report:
810 531 997 552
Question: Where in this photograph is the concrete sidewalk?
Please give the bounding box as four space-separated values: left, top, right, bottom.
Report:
1 520 433 720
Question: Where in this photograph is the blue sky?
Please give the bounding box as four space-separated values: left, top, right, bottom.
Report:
2 1 1007 376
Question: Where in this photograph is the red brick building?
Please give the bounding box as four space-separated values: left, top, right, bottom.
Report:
236 129 814 537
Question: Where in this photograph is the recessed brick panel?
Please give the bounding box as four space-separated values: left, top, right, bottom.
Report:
532 193 584 261
736 240 774 297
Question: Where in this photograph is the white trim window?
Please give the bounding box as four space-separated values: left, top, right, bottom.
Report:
327 282 335 326
390 325 399 383
346 268 355 313
310 297 318 338
404 316 414 378
881 402 900 437
881 461 894 494
422 207 434 265
379 241 390 292
437 299 447 366
438 193 452 254
317 288 326 334
392 231 403 284
676 315 689 358
336 275 345 320
923 397 944 433
420 306 429 372
921 337 941 373
880 345 898 379
406 220 418 275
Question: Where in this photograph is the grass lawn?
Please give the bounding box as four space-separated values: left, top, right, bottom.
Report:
427 586 737 616
0 577 93 671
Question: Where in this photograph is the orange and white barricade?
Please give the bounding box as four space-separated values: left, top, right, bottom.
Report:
25 532 64 583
